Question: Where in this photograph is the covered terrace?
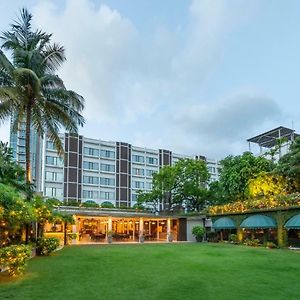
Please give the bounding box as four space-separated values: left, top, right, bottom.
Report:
44 206 189 244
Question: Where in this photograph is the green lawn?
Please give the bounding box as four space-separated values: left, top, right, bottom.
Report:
1 243 300 300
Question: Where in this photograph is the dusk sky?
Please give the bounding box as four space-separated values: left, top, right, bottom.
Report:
0 0 300 159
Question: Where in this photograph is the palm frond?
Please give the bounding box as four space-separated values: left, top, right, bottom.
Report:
0 50 14 75
40 74 65 89
42 43 66 72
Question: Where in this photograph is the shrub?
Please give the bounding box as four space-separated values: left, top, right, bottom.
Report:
206 231 218 242
192 226 205 242
0 244 31 277
36 237 60 256
229 234 238 244
266 241 277 249
244 238 260 247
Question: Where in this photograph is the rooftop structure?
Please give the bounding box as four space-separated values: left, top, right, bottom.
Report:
247 126 299 157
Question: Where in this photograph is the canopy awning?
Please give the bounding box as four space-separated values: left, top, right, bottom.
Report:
285 214 300 229
240 215 277 229
213 217 236 229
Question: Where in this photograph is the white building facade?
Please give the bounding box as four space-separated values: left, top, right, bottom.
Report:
10 130 220 208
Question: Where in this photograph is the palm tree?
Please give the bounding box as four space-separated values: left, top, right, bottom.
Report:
0 8 85 186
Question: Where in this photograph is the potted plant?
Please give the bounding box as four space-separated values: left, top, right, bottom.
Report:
139 230 144 243
192 226 205 242
68 233 78 245
168 231 174 242
107 231 113 244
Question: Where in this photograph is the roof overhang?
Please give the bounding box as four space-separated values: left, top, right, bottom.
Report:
247 126 299 148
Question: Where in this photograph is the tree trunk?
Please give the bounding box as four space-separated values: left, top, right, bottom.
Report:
25 103 32 186
64 222 67 246
25 103 32 244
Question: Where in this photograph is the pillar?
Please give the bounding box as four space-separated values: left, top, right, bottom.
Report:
237 227 243 243
139 218 144 243
157 220 159 240
167 218 172 242
108 217 112 233
107 217 113 243
277 211 286 248
263 229 268 246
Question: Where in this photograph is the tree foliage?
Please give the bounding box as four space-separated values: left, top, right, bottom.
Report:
0 8 85 184
248 172 288 199
137 159 210 212
218 152 274 201
276 137 300 192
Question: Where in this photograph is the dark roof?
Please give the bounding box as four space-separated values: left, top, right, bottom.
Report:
247 126 299 148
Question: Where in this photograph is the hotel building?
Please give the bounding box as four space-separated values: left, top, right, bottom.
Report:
10 129 220 208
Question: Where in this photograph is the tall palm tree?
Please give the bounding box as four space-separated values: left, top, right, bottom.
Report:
0 9 85 186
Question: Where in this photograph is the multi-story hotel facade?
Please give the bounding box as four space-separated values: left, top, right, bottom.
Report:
10 129 220 208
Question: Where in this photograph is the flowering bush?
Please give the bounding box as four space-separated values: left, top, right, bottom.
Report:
229 234 238 244
244 239 260 247
266 241 277 249
36 237 60 256
0 244 31 277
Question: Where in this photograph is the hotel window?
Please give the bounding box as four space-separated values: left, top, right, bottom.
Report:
45 171 63 182
45 187 63 197
18 146 25 154
83 161 99 171
132 155 145 163
146 157 158 165
146 169 156 177
83 176 99 185
18 139 26 146
208 166 216 173
18 154 25 162
100 149 115 159
100 191 115 200
46 141 55 150
132 168 145 176
132 194 138 201
46 156 63 166
100 163 115 172
146 182 153 190
83 190 99 199
133 181 144 189
19 130 26 138
100 177 115 186
84 147 99 157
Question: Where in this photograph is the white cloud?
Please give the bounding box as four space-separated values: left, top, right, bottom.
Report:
1 0 277 159
172 90 284 158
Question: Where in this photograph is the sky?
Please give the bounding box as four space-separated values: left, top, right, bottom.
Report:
0 0 300 159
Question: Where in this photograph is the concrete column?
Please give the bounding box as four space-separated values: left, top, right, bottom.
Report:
108 217 112 232
237 227 243 243
107 217 113 244
263 229 268 246
139 218 144 243
72 224 77 244
276 211 286 248
167 218 171 242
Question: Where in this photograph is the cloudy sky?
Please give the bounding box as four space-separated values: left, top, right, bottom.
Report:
0 0 300 159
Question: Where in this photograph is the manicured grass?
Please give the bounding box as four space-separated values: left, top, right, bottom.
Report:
1 243 300 300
